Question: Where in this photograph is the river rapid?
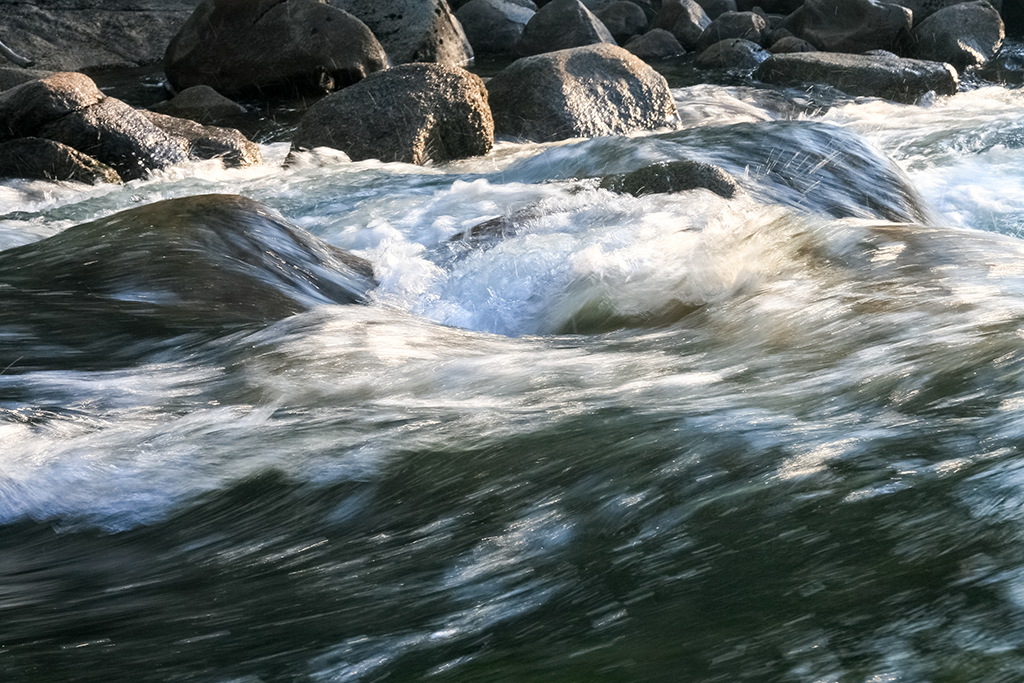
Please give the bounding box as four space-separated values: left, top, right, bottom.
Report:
4 69 1024 682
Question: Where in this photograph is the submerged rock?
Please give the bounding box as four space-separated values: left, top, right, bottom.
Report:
754 52 958 105
599 158 740 198
487 43 677 142
0 137 122 184
164 0 387 97
0 194 376 362
148 85 247 125
292 63 493 165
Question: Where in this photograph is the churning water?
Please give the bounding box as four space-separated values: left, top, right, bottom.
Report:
5 75 1024 683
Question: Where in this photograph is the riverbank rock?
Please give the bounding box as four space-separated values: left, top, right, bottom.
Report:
456 0 536 55
596 2 650 44
696 0 738 20
0 72 105 141
785 0 913 54
654 0 712 50
0 137 122 184
0 0 199 72
292 63 493 165
695 38 770 69
624 29 687 59
142 111 261 168
518 0 617 55
901 0 1003 24
912 1 1004 72
0 195 377 361
754 52 958 104
768 36 818 53
979 45 1024 83
488 43 677 141
0 66 55 92
164 0 387 97
333 0 474 65
599 158 740 198
37 97 191 181
696 11 768 51
149 85 247 125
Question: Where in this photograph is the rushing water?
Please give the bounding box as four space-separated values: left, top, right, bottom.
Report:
6 71 1024 682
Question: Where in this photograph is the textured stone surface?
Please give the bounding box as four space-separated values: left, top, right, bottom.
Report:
912 1 1004 72
142 111 261 168
901 0 1003 25
456 0 535 55
786 0 913 54
624 28 686 59
596 2 650 44
331 0 474 65
755 51 958 104
695 38 770 69
487 43 677 142
0 71 104 141
696 10 768 51
149 85 246 125
292 63 493 165
653 0 711 50
164 0 387 97
518 0 616 55
600 158 739 198
0 137 121 184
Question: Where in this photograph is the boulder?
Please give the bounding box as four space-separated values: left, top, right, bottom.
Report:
599 158 740 198
912 1 1004 72
292 63 493 165
141 111 261 168
148 85 247 125
754 52 958 104
37 97 191 181
596 2 650 44
769 36 818 53
487 43 677 141
0 195 377 362
332 0 474 65
696 10 768 51
624 28 687 59
736 0 802 12
517 0 617 55
456 0 536 55
695 38 770 69
653 0 712 50
901 0 1003 25
785 0 913 54
0 137 121 184
0 0 199 72
0 71 105 141
979 46 1024 84
164 0 387 97
0 66 54 93
695 0 738 20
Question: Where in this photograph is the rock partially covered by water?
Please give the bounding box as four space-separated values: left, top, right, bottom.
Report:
696 11 768 52
786 0 912 54
292 63 493 165
517 0 617 55
456 0 536 55
599 158 740 198
0 72 104 141
333 0 474 65
654 0 712 51
0 194 376 359
754 52 958 104
0 137 122 184
488 43 677 142
142 111 262 168
912 1 1004 73
695 38 769 69
164 0 387 97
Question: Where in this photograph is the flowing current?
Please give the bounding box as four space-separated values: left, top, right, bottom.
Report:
5 76 1024 682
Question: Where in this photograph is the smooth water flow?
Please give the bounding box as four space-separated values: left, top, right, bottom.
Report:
5 82 1024 682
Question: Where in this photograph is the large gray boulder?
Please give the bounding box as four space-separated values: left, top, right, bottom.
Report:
912 1 1004 72
0 72 104 141
0 137 121 184
785 0 913 54
142 111 262 168
755 52 958 104
37 97 191 181
696 11 768 51
653 0 711 50
0 0 200 72
624 28 686 59
331 0 474 65
292 63 493 165
164 0 386 97
595 2 650 44
456 0 536 55
518 0 616 55
487 43 677 142
901 0 1003 24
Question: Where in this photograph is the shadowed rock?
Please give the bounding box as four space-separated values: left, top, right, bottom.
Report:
488 43 677 142
332 0 474 65
786 0 912 54
755 52 958 105
0 194 376 366
624 28 686 59
912 1 1004 73
901 0 1003 25
695 38 769 69
164 0 387 97
0 71 104 141
596 2 650 45
0 137 121 184
292 63 493 165
456 0 536 55
518 0 616 55
149 85 247 125
653 0 711 50
696 11 768 52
